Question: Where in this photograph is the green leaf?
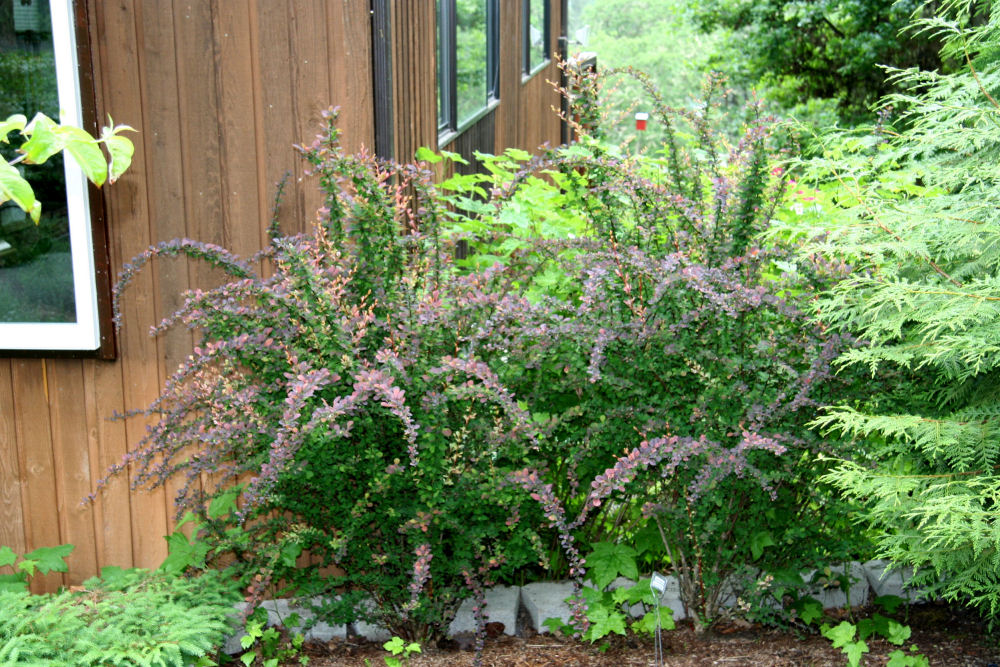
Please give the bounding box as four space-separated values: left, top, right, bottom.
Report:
17 559 36 577
584 605 627 641
383 636 405 654
884 618 912 645
633 606 675 635
23 544 73 575
874 594 904 614
240 652 255 666
844 640 869 667
414 146 442 164
19 113 63 164
439 149 468 164
749 530 776 561
0 114 26 141
794 596 823 625
0 545 16 568
60 125 108 186
542 617 571 634
821 621 857 649
503 147 532 161
103 132 135 184
208 486 242 519
0 160 37 219
280 541 303 568
585 542 638 590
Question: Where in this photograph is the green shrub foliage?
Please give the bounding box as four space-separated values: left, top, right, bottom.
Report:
442 74 865 631
0 567 238 666
792 0 1000 622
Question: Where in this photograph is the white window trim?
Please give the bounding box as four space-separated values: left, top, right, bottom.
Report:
1 0 102 352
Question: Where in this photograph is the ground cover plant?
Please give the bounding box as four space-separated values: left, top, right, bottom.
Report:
781 0 1000 623
0 545 238 667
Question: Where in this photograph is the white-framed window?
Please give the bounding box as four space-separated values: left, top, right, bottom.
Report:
0 0 103 352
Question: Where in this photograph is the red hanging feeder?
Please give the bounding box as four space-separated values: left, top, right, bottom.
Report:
635 112 649 131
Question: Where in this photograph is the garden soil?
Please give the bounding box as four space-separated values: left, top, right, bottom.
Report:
294 602 1000 666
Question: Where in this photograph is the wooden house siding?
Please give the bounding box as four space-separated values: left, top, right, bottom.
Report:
1 0 564 592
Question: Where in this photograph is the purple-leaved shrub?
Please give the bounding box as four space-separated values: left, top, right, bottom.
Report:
105 111 548 647
439 71 865 632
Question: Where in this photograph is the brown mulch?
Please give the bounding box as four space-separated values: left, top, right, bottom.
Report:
284 602 999 666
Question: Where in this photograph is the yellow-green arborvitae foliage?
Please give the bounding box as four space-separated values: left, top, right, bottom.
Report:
795 0 1000 622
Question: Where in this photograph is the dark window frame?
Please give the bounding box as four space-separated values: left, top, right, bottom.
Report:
522 0 551 80
437 0 500 147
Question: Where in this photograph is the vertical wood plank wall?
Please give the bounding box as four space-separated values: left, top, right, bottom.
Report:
0 0 374 592
0 0 565 591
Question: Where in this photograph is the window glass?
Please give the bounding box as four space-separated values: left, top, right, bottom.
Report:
0 0 101 351
524 0 549 74
455 0 488 126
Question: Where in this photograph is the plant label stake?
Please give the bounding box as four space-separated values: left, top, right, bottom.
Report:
650 571 669 667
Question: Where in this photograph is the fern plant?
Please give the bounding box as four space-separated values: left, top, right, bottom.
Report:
788 0 1000 621
0 567 239 666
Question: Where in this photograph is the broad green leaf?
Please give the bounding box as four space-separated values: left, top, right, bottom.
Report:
383 636 404 653
583 605 626 641
884 618 912 645
633 606 675 635
414 146 442 164
23 544 73 575
19 113 62 164
160 531 197 574
585 541 638 590
280 541 303 568
0 160 37 218
0 114 26 140
439 149 467 164
542 617 571 634
874 594 904 614
750 530 776 561
104 133 134 183
59 125 107 186
208 485 242 519
503 147 532 161
844 640 869 667
0 545 16 568
821 621 857 648
17 559 36 577
795 596 823 625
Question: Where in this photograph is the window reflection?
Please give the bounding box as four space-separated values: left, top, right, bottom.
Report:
0 0 75 324
455 0 487 126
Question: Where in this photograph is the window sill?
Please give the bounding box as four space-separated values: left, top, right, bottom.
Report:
522 58 551 84
438 98 500 148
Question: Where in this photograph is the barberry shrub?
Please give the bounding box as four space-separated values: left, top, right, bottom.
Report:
108 112 545 644
442 72 866 631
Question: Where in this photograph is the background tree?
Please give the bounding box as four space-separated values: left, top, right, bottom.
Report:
690 0 955 124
